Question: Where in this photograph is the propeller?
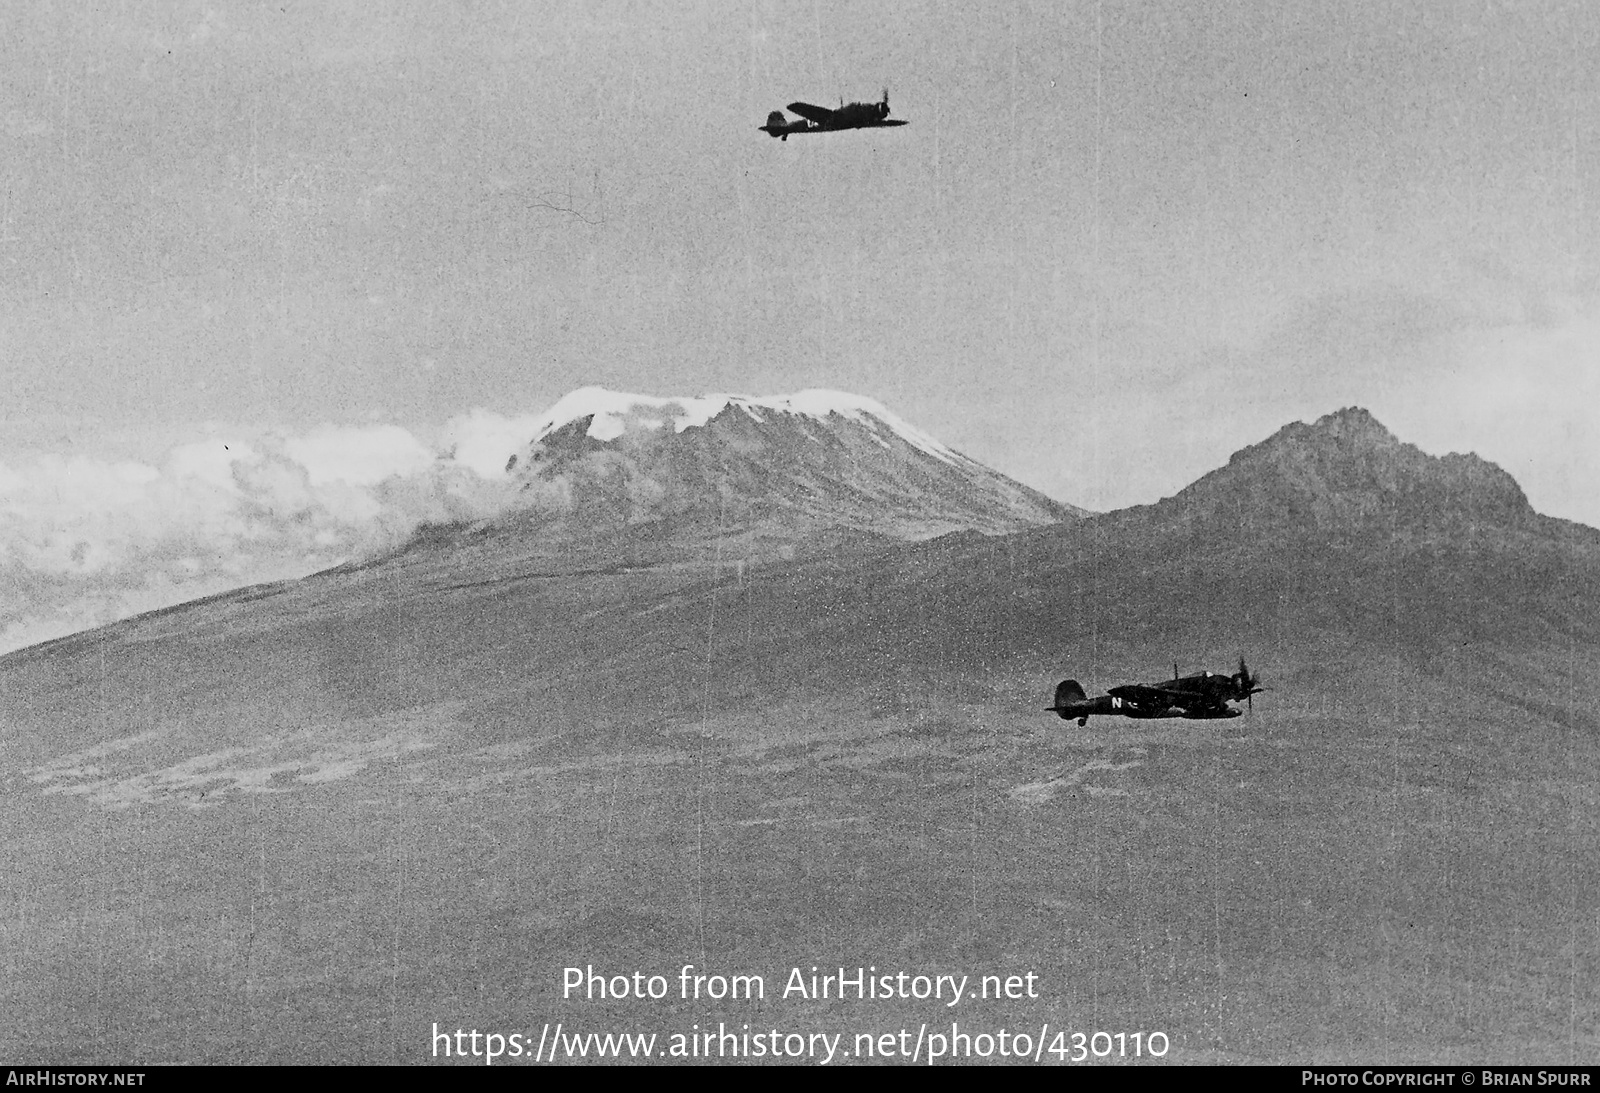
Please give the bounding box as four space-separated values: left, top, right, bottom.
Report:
1232 656 1265 710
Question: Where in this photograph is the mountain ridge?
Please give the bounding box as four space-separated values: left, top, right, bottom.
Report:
2 400 1589 668
415 385 1086 571
1061 406 1564 566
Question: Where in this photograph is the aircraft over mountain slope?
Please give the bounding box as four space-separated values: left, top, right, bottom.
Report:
1048 658 1266 725
2 404 1597 1064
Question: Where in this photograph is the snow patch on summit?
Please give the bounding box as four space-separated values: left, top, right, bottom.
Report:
527 387 728 442
529 386 966 465
767 390 959 464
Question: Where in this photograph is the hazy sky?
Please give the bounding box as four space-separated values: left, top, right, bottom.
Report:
3 1 1599 649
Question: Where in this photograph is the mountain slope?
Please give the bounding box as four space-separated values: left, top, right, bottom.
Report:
2 406 1596 1064
7 405 1592 739
765 407 1600 688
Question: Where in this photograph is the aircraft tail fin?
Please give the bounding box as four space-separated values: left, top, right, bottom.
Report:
763 111 788 137
1052 679 1087 710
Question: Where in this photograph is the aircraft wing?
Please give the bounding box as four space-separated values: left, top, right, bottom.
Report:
1171 692 1235 716
786 102 837 125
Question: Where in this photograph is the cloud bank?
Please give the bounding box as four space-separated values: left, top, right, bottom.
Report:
0 411 551 654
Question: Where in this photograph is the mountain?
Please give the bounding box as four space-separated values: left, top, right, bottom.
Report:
1147 407 1537 535
773 407 1600 699
408 386 1081 576
2 406 1596 1064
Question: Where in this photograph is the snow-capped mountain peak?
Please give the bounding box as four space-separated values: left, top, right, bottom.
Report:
484 385 1082 553
528 386 965 466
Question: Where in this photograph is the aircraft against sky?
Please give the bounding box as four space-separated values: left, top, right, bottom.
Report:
1047 658 1266 726
759 90 909 140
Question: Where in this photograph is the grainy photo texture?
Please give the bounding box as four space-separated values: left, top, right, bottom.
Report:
1 1 1596 1068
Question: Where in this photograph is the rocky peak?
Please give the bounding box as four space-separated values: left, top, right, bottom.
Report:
1167 407 1533 533
1308 406 1398 445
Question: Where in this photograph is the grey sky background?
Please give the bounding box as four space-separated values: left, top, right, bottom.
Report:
3 1 1599 649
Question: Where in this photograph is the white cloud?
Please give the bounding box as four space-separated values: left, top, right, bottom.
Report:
0 412 551 655
438 407 553 478
284 424 435 487
166 439 254 492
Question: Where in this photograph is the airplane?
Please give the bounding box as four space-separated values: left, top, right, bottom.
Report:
1047 658 1265 726
759 89 909 140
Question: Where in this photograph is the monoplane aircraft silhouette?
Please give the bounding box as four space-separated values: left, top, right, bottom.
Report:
760 90 909 140
1047 659 1266 726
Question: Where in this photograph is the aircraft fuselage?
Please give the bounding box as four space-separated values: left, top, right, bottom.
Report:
761 97 909 139
1048 675 1248 727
